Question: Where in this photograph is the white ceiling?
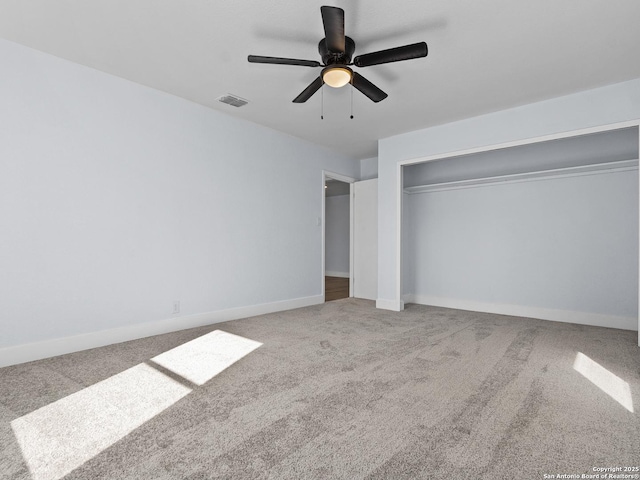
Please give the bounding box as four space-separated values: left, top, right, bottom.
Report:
1 0 639 160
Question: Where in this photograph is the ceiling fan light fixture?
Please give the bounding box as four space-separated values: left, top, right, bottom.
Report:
322 66 352 88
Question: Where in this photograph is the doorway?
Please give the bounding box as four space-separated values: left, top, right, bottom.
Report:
323 172 355 302
324 177 351 301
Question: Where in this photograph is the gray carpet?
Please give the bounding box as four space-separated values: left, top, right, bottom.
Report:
1 299 639 479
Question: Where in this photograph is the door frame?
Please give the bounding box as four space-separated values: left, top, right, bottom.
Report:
322 171 357 301
395 119 640 343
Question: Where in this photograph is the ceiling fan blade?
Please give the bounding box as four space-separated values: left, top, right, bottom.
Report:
352 72 388 103
353 42 428 67
321 6 345 53
293 76 324 103
248 55 321 67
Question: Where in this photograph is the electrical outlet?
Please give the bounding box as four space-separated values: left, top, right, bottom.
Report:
172 301 180 314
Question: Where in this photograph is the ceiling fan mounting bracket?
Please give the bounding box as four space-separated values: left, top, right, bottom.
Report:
319 36 355 66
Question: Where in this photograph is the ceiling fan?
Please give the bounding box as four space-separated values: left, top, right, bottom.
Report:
248 6 428 103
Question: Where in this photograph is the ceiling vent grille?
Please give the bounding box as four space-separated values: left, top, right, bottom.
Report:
217 94 248 107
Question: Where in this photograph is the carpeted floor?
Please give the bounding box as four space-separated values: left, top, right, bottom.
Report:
1 299 639 479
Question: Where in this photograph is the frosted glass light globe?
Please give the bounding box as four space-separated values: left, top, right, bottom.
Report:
323 67 352 88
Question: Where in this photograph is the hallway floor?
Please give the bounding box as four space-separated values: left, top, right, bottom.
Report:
325 276 349 301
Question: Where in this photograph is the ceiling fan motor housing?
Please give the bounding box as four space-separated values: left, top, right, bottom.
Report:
319 36 356 65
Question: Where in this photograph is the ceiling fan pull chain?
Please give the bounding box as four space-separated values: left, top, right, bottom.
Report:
321 84 324 120
350 80 354 119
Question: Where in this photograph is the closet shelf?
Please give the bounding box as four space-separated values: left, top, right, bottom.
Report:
404 159 639 194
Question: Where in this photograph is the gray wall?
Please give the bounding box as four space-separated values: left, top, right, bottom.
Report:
325 195 350 276
404 169 638 321
360 157 378 180
0 39 359 349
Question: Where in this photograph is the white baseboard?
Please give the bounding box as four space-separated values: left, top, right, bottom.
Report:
0 295 323 368
325 271 350 278
405 294 637 331
376 298 405 311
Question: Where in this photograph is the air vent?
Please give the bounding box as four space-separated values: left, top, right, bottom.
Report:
217 94 248 107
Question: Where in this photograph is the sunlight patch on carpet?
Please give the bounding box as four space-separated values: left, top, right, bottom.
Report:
11 330 261 480
573 352 634 413
151 330 262 386
11 363 190 480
